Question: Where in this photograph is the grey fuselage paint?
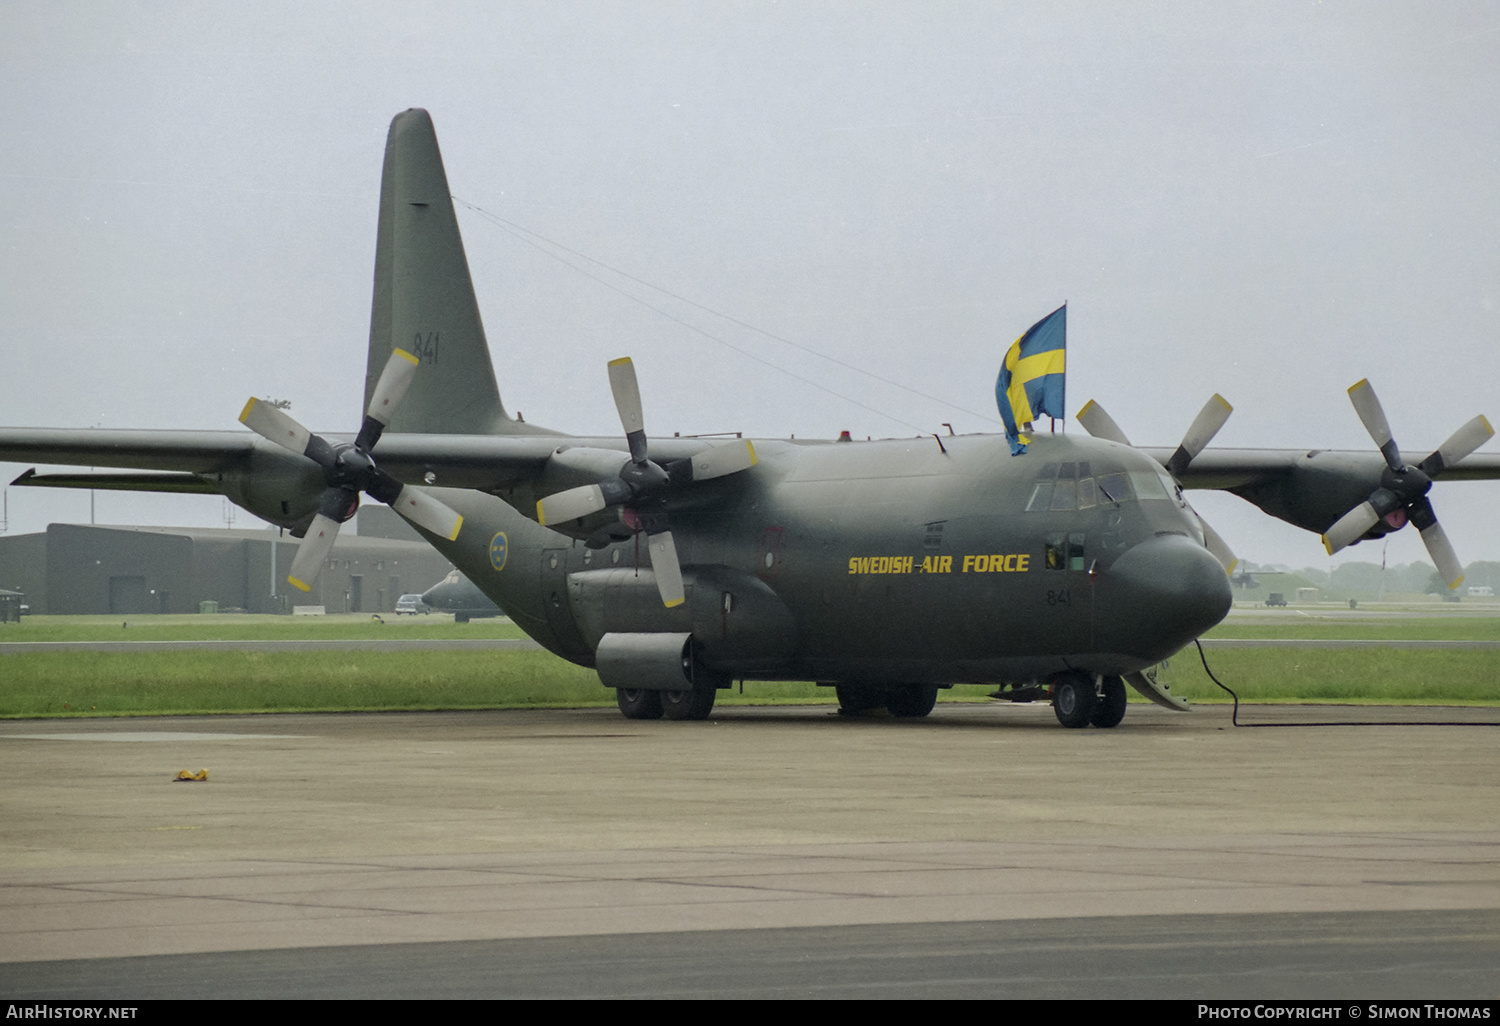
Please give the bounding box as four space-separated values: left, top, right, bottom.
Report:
407 431 1230 688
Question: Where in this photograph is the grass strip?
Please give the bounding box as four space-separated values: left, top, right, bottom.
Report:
0 650 830 718
2 646 1496 718
1150 646 1500 705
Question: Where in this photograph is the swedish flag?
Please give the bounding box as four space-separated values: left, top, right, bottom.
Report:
996 304 1066 455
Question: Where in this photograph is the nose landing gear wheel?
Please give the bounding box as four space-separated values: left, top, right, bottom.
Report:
1090 675 1128 728
1051 672 1097 729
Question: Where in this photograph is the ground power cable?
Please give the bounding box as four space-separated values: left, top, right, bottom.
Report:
1193 638 1498 728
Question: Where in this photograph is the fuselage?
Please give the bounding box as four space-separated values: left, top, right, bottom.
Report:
414 430 1232 688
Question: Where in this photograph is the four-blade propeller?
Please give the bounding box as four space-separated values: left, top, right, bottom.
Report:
1321 379 1493 589
239 348 463 593
1077 393 1238 574
535 357 757 608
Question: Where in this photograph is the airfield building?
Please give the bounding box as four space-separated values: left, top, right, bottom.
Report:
0 508 451 615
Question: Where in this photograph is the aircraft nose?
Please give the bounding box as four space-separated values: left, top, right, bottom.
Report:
1094 533 1232 663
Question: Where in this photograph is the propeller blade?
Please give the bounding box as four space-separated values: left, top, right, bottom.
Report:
1198 516 1238 575
390 485 464 541
1347 379 1403 472
607 357 649 464
647 529 686 608
687 439 758 481
1322 501 1379 555
1167 394 1233 477
240 398 313 457
537 484 608 526
1418 519 1465 591
357 348 420 450
1075 400 1132 446
287 512 343 592
1420 415 1495 476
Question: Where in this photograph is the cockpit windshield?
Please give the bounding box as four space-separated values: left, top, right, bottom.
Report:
1025 461 1175 512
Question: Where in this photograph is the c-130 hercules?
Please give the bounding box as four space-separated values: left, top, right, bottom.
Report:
5 109 1498 727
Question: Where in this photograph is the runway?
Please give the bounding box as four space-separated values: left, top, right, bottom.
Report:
2 703 1497 997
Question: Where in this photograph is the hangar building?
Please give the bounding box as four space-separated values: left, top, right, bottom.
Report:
0 508 452 615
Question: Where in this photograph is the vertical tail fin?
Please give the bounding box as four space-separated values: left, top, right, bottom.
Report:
365 109 546 436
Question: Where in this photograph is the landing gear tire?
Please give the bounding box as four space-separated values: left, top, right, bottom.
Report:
616 688 663 720
886 684 939 718
1090 675 1127 728
835 683 884 715
661 684 717 721
1052 672 1097 729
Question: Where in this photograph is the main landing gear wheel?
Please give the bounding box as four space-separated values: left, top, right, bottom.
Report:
616 688 663 720
1051 672 1097 729
886 684 939 718
835 683 885 715
661 684 717 721
1090 675 1128 729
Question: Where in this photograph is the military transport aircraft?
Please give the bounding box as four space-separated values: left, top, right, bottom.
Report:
421 568 504 623
4 109 1498 728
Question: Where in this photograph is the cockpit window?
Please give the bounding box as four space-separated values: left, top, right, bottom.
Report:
1128 469 1172 501
1025 459 1187 514
1076 476 1096 509
1047 462 1077 511
1096 472 1130 504
1025 480 1053 511
1028 460 1112 512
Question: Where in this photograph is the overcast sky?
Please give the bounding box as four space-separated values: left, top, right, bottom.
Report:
2 1 1497 569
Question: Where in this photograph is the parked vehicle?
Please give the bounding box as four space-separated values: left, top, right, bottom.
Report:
394 594 431 615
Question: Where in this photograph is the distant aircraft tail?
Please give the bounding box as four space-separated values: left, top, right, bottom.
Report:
364 109 550 437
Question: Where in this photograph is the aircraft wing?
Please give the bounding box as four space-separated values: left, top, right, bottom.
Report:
1145 446 1500 489
1 427 734 498
1140 445 1500 536
0 429 258 475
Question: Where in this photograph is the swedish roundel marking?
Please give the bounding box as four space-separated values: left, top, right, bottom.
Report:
488 532 509 572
